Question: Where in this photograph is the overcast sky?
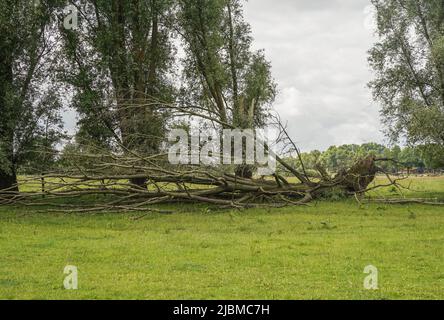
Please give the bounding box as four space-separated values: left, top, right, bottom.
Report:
244 0 386 151
63 0 385 152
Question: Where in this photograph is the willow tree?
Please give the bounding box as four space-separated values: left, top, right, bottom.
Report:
369 0 444 148
0 0 62 191
177 0 276 177
60 0 175 154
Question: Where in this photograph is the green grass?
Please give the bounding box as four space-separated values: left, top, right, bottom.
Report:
0 176 443 300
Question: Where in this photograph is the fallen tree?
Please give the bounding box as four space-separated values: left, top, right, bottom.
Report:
0 151 429 213
1 98 442 213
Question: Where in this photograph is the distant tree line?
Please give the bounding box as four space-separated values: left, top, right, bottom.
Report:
281 143 444 176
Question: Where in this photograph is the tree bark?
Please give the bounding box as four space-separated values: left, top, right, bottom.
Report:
0 167 18 192
0 26 17 192
333 155 378 193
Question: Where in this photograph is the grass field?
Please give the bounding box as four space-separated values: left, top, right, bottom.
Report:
0 176 443 299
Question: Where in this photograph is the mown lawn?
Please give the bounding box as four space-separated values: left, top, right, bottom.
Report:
0 176 443 300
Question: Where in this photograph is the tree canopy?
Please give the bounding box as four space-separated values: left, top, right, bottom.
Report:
0 0 63 189
369 0 444 148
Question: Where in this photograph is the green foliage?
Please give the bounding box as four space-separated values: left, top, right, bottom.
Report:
417 144 444 169
318 186 348 201
178 0 276 129
398 146 424 168
56 142 99 171
369 0 444 147
0 144 10 174
280 143 444 176
0 0 64 185
60 0 176 153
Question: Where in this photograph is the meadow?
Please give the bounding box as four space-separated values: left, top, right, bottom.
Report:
0 176 443 300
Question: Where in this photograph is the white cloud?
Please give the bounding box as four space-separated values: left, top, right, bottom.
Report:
363 4 377 32
275 87 303 117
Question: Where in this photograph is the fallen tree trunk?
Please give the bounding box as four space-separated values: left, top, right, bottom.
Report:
0 155 386 212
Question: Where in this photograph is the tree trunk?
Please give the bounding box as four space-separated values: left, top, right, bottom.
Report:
0 167 18 192
333 155 378 193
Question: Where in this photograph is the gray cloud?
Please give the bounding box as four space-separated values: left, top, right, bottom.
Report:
245 0 386 151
